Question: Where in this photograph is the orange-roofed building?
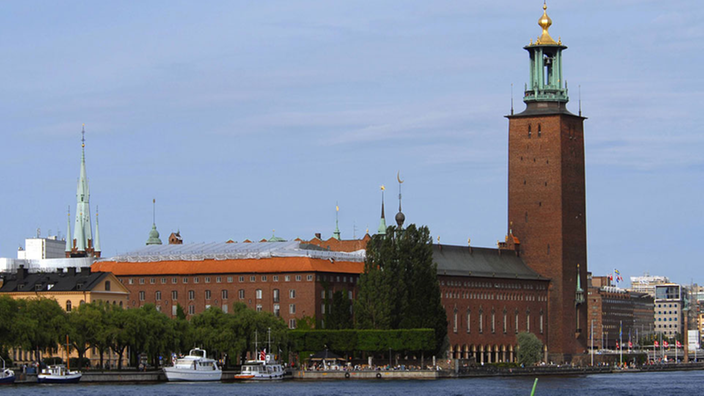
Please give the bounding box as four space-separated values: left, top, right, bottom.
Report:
93 240 365 329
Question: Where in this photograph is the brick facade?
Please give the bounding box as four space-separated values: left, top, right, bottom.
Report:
507 110 589 360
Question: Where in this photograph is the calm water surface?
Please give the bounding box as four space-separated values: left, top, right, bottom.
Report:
3 371 703 396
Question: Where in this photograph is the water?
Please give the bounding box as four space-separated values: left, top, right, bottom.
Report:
3 371 703 396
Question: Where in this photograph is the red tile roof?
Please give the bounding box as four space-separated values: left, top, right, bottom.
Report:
93 256 364 276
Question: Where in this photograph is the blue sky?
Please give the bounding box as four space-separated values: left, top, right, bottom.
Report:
0 1 702 285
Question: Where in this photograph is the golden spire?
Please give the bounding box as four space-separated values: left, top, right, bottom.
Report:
536 2 557 45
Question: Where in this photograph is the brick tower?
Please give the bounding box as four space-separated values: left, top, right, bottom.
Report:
506 3 587 362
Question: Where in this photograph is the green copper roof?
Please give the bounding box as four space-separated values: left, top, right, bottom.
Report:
146 223 162 245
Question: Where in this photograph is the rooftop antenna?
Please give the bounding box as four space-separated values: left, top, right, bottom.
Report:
510 83 514 115
579 85 582 117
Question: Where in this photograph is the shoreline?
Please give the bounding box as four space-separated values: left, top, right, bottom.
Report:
9 362 704 384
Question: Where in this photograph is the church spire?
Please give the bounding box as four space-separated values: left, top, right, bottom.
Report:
74 125 93 252
333 203 341 240
146 198 163 245
377 185 387 235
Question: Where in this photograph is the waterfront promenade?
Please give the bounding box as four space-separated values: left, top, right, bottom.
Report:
10 362 704 384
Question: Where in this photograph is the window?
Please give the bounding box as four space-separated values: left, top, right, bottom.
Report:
188 290 195 300
205 290 212 300
250 276 256 282
273 289 280 303
526 311 531 332
289 289 296 299
222 290 228 299
172 277 178 284
478 311 484 333
491 311 496 333
222 304 228 314
239 289 245 299
273 275 279 282
161 277 167 284
66 300 72 312
172 305 178 316
216 276 222 283
290 304 296 314
150 278 155 284
285 275 290 282
262 275 267 281
466 310 471 333
321 290 325 299
307 275 313 281
289 319 297 329
239 276 244 282
128 278 134 285
274 304 280 317
540 311 544 334
172 290 178 300
194 277 200 284
139 291 145 301
188 305 195 315
105 281 111 291
139 278 145 284
322 304 326 314
227 276 233 283
296 275 302 281
183 277 188 284
256 289 262 299
453 309 458 333
515 310 519 334
256 304 262 312
348 291 353 300
503 310 507 334
156 291 162 301
205 277 211 283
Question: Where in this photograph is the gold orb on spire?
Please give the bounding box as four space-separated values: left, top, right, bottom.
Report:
536 2 557 45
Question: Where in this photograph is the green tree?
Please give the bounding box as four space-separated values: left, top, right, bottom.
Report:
15 298 67 360
0 296 19 359
106 304 132 369
327 290 352 330
355 225 447 354
516 332 543 366
67 302 104 368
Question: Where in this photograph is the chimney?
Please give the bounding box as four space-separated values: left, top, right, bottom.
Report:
17 265 28 281
67 267 77 276
80 267 91 276
315 233 322 239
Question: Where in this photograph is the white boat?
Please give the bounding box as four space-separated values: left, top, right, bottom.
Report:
235 329 285 380
37 365 82 383
163 348 222 382
234 354 285 380
0 357 15 384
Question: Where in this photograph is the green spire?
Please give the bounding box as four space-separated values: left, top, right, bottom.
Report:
146 199 162 245
333 203 341 240
74 125 93 252
377 185 387 235
523 3 569 103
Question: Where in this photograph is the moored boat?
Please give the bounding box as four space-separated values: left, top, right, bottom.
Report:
0 357 15 384
164 348 222 382
234 353 285 380
37 365 82 383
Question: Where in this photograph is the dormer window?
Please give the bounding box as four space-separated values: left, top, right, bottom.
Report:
35 284 43 291
105 281 111 291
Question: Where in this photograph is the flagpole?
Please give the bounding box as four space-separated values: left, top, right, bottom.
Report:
619 320 623 366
